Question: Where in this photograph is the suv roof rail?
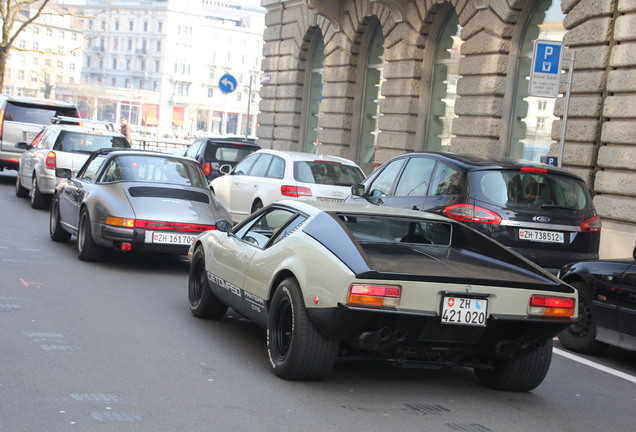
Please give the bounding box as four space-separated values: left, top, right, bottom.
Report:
51 116 115 131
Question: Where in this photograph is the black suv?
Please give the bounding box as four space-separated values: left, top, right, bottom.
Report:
184 137 260 181
346 152 601 273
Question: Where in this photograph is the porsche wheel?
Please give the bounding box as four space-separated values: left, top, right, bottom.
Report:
188 246 228 319
30 176 47 209
77 208 104 261
50 195 71 242
557 281 607 354
15 173 28 198
267 277 338 380
474 339 553 392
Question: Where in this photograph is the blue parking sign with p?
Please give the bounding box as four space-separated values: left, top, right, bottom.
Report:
533 42 562 74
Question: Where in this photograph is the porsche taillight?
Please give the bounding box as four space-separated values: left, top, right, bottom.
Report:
348 284 401 307
105 217 216 233
45 152 56 170
528 295 576 317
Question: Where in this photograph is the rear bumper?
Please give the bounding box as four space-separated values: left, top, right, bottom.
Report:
98 225 191 255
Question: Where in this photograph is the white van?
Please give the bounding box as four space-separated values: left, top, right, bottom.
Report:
0 95 79 172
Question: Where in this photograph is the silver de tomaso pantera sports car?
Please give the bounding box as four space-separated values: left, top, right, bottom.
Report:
50 148 231 261
188 201 578 391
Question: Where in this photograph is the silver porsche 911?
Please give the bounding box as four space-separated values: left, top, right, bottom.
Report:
188 200 578 391
50 148 231 261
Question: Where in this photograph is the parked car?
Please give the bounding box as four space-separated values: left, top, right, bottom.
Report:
50 148 231 261
188 200 578 391
557 242 636 354
15 118 130 209
0 95 79 172
346 152 601 273
210 149 366 222
183 136 260 181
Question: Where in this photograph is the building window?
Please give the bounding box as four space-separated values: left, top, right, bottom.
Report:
425 7 462 152
143 21 148 32
508 0 564 161
129 20 134 31
158 21 163 33
301 30 324 153
112 78 117 87
357 21 384 174
156 40 161 52
115 20 120 31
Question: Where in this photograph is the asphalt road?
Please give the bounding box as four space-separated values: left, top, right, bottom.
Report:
1 171 635 432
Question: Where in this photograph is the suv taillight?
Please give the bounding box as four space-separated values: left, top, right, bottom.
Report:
443 204 502 224
581 216 602 232
202 162 212 177
45 152 56 170
0 107 5 137
281 185 312 197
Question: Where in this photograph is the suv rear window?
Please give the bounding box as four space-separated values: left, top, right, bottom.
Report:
5 102 78 125
294 161 365 186
206 144 255 163
473 171 590 211
54 131 130 153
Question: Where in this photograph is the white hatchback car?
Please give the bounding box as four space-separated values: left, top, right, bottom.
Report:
210 149 365 222
15 119 130 209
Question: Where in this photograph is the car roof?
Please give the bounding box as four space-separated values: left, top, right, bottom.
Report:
196 137 260 148
44 123 124 137
0 94 77 108
94 148 194 160
255 149 360 166
275 199 450 221
394 151 582 179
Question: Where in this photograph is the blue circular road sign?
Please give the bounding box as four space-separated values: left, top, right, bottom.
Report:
219 74 237 94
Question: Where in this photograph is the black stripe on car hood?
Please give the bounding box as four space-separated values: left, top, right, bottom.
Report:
127 186 210 204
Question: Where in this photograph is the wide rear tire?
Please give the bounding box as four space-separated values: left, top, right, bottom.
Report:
474 339 553 392
50 195 71 242
188 246 228 319
77 208 104 261
557 281 607 354
267 277 338 380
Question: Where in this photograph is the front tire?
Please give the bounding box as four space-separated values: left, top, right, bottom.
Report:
30 176 48 209
77 208 104 261
557 281 607 354
188 246 228 319
474 339 553 392
267 277 338 380
15 172 28 198
50 195 71 242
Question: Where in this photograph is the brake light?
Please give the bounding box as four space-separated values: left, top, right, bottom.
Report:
0 107 5 137
45 152 56 169
348 284 401 307
443 204 502 224
521 167 548 174
202 162 212 177
581 216 602 232
281 185 312 197
528 295 576 317
105 217 216 232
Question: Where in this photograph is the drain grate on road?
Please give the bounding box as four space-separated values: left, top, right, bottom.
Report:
402 403 451 415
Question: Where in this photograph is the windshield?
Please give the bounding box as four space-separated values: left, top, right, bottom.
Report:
55 131 130 153
473 170 591 211
294 161 365 186
338 214 452 246
100 155 208 188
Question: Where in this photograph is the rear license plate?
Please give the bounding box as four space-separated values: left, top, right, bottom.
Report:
147 232 196 245
441 296 488 327
318 197 344 202
519 229 564 243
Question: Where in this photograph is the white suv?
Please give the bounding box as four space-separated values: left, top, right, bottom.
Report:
15 118 130 209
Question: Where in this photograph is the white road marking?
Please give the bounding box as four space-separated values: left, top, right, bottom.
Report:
554 347 636 384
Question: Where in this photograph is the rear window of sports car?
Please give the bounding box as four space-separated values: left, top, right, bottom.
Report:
338 214 452 246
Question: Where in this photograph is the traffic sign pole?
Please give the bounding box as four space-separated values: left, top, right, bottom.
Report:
558 50 576 168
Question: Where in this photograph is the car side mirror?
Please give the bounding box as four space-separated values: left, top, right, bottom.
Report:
351 184 365 197
15 141 30 150
55 168 73 179
215 220 232 233
219 164 232 175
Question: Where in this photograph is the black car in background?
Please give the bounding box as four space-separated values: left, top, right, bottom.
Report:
346 152 601 273
557 243 636 354
184 137 260 181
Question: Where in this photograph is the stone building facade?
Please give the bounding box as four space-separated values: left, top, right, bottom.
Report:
257 0 636 258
